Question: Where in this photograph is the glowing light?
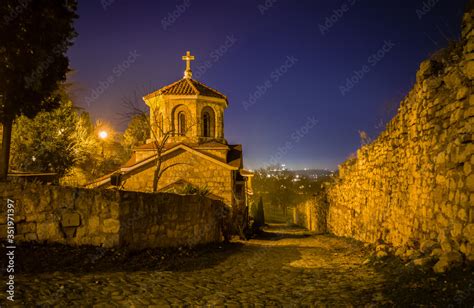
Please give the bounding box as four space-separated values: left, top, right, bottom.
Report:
99 130 108 139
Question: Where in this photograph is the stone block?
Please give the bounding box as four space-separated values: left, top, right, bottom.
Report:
467 174 474 192
109 207 120 219
460 242 473 256
61 212 81 227
24 233 38 241
394 247 406 257
166 229 176 238
417 60 436 82
376 250 388 258
102 219 120 234
62 227 77 238
404 249 421 260
17 223 36 234
88 217 100 233
37 223 59 241
443 71 462 88
420 240 438 253
457 87 469 100
463 224 474 242
463 61 474 79
16 215 26 223
413 256 433 267
433 251 463 273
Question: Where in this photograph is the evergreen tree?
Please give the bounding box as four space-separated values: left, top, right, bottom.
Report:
0 0 78 179
254 196 265 228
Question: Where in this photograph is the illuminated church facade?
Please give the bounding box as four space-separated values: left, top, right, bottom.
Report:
89 52 253 209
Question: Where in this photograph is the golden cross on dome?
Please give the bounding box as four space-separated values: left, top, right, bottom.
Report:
182 51 195 78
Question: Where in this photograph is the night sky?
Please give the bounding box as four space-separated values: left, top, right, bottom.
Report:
69 0 468 170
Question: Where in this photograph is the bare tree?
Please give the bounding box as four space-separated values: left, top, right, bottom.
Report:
358 130 371 146
121 91 194 192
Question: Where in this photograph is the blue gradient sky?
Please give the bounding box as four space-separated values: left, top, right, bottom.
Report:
69 0 468 170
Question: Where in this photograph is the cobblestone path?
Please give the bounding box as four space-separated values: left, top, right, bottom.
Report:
2 224 400 306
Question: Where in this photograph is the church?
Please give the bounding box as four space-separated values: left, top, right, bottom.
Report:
88 52 253 211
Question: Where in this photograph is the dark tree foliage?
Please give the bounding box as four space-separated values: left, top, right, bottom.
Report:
0 0 78 179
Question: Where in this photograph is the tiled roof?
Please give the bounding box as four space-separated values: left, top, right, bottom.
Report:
144 78 227 100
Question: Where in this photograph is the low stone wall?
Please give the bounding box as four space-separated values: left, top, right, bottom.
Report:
293 199 313 230
0 182 226 249
119 192 226 250
326 7 474 267
292 196 328 234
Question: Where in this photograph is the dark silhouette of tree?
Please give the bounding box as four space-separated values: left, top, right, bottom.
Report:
0 0 78 180
254 196 265 228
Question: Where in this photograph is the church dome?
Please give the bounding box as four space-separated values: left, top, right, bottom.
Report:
142 51 228 145
143 51 227 103
144 78 227 101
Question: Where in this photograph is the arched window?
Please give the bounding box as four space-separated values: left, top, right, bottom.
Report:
201 107 215 138
178 112 186 136
203 112 211 137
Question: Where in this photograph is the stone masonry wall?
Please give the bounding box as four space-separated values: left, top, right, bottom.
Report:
327 7 474 263
0 182 226 249
293 196 328 234
293 199 314 230
123 149 234 206
119 192 225 250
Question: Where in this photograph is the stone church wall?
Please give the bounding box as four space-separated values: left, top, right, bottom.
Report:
326 8 474 261
123 150 234 205
0 182 226 249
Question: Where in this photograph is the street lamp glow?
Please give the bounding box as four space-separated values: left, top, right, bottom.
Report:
99 130 108 139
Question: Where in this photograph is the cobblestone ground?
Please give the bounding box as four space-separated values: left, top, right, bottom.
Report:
2 224 471 306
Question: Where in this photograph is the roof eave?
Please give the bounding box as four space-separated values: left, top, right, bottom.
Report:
144 93 227 105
